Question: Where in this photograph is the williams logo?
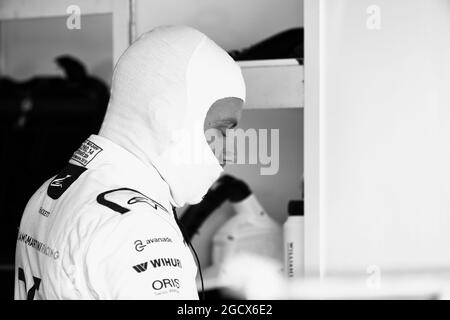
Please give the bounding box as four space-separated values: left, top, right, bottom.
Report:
132 258 182 273
132 262 148 273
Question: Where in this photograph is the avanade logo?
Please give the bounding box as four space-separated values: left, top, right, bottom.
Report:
134 237 173 252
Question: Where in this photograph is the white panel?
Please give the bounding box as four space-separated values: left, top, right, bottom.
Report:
319 0 450 275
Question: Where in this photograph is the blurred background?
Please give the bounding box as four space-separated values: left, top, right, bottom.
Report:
4 0 450 301
0 0 303 300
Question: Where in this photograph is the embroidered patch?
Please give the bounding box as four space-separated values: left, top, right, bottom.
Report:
71 139 103 166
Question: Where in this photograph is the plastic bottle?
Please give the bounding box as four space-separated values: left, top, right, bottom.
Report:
283 200 304 278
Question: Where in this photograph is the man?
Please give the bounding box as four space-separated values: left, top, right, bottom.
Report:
14 25 245 300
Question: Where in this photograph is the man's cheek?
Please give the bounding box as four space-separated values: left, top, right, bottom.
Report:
204 129 225 161
204 129 219 149
224 136 236 164
214 136 226 162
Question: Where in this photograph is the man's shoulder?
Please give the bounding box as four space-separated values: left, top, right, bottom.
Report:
51 162 168 213
84 187 185 258
74 179 176 233
44 161 176 237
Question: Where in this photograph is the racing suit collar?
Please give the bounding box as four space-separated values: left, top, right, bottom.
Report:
69 134 173 206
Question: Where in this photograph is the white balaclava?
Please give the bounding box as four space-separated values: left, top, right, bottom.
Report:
99 25 246 207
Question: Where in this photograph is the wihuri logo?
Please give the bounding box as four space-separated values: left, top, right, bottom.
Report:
132 258 182 273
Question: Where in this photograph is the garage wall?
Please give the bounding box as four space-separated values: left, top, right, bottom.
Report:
1 14 113 84
135 0 303 51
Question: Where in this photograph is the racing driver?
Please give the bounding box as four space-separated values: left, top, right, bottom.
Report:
14 25 245 300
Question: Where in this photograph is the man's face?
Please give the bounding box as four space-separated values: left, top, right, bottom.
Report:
203 97 243 167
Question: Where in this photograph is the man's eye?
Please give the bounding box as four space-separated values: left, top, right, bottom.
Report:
215 122 236 137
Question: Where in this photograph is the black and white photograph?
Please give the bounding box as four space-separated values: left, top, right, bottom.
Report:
0 0 449 305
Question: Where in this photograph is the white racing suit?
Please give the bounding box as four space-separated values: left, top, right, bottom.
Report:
15 135 199 299
14 25 245 299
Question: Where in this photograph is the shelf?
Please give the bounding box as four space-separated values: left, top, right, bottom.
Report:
238 59 304 109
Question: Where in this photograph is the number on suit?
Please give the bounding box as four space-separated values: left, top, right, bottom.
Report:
18 267 41 300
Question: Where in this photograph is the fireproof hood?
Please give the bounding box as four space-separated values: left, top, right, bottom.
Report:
99 25 246 207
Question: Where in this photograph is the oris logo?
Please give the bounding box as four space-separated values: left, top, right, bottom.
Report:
152 278 180 290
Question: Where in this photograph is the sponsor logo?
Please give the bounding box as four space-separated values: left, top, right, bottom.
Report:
38 207 50 218
17 231 59 260
152 278 180 291
132 262 148 273
286 242 294 277
134 237 173 252
97 188 169 215
50 175 72 188
71 139 103 166
127 195 168 213
150 258 182 269
132 258 182 273
47 164 86 200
